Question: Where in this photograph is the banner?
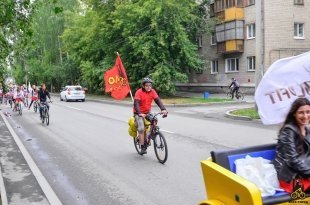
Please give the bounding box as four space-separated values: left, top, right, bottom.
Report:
104 55 130 100
255 51 310 125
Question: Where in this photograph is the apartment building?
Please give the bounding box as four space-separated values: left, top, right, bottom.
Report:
177 0 310 94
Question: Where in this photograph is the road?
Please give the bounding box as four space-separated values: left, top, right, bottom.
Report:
1 99 280 205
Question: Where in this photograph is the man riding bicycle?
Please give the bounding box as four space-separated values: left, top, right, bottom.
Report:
228 77 240 99
38 83 52 118
133 77 168 154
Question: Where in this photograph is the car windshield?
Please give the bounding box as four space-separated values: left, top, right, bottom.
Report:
69 87 82 91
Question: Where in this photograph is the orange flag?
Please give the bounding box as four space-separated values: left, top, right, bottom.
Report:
104 55 131 100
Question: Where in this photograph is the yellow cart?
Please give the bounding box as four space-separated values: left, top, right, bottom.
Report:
199 144 310 205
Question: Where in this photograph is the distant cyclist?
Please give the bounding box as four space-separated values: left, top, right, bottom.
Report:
13 86 24 111
228 78 240 99
133 77 168 154
28 85 38 110
38 83 52 118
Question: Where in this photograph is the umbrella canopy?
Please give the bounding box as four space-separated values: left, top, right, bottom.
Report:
255 51 310 125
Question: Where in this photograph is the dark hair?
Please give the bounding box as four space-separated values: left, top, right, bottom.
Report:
281 97 310 129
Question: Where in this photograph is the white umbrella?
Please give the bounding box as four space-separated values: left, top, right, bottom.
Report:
255 51 310 125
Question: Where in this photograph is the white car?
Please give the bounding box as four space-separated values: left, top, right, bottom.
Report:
60 86 85 102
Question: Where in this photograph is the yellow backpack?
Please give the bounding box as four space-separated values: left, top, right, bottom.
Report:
127 116 151 138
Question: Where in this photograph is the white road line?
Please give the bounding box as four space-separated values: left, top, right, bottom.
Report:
0 158 8 205
0 112 63 205
66 106 82 111
160 129 175 134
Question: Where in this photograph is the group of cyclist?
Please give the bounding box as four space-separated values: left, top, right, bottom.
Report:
1 83 52 118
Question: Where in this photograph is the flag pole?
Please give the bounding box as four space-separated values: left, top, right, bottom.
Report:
116 51 134 102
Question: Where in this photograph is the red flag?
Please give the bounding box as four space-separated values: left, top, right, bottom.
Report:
104 55 130 100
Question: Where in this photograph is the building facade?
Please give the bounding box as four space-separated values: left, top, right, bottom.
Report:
177 0 310 94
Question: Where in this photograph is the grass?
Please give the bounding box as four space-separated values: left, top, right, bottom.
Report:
230 108 260 119
161 97 232 104
85 93 233 104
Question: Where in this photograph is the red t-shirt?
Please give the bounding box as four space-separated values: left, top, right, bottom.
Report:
134 88 158 114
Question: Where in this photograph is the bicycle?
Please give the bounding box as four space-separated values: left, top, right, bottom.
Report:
14 99 23 115
226 87 244 100
133 112 168 164
33 100 39 113
40 101 51 125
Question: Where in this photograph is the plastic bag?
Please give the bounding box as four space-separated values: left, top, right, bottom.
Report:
235 155 282 197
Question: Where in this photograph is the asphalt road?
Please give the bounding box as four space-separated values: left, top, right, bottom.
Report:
1 99 280 205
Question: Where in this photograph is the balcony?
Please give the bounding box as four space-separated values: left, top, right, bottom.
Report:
215 7 244 22
217 40 244 54
225 7 244 21
215 20 244 54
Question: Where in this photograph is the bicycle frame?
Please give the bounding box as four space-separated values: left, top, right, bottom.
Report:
144 112 162 145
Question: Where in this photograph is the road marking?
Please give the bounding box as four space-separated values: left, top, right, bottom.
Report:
0 112 63 205
66 106 82 111
161 129 175 134
0 158 8 205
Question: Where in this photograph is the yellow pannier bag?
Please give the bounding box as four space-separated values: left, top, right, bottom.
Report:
128 117 137 138
127 116 151 138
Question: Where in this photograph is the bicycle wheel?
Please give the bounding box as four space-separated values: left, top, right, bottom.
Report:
41 108 45 124
238 92 244 100
34 102 37 112
19 103 22 115
45 110 49 126
226 92 232 99
133 137 143 155
153 131 168 164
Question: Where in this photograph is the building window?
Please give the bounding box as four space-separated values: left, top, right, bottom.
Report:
247 56 255 71
210 32 216 45
294 23 304 38
210 3 215 17
247 0 255 6
226 0 235 8
211 60 219 74
225 58 239 72
198 35 203 48
247 23 256 39
294 0 304 5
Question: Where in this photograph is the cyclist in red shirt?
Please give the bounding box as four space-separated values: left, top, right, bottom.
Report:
133 77 168 154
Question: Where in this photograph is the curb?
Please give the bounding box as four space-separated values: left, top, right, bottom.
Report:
0 159 8 205
225 109 252 121
52 93 252 108
0 112 63 205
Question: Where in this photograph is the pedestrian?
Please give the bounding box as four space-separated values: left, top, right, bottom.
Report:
228 78 240 99
272 97 310 193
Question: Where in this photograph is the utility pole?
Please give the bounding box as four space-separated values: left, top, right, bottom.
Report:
255 0 264 108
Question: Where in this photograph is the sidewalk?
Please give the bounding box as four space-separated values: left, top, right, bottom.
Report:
0 109 62 205
174 91 255 103
0 113 49 204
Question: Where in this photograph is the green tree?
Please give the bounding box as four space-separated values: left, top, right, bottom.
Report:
63 0 213 95
0 0 34 89
12 0 79 91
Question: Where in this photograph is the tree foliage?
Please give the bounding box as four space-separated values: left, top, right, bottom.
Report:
0 0 34 89
7 0 213 95
62 0 212 95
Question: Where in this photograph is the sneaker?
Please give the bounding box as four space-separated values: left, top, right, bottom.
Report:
140 145 147 154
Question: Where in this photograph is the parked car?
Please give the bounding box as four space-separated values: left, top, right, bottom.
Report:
60 85 85 102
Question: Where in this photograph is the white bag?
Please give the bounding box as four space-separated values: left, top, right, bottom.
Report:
235 155 283 197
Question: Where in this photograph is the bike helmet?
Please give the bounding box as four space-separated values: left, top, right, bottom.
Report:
141 77 153 85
